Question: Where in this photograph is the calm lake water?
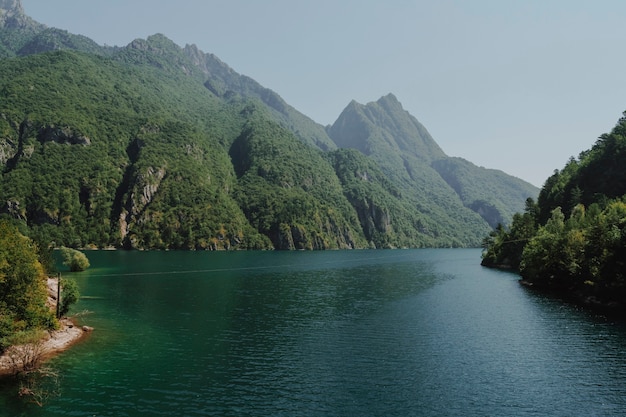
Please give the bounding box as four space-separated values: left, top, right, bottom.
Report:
1 249 626 416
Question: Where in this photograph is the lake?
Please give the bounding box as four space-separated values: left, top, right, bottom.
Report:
1 249 626 416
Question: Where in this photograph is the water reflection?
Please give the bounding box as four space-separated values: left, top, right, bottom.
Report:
1 249 625 416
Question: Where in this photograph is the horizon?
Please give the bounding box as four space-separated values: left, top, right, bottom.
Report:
17 1 626 187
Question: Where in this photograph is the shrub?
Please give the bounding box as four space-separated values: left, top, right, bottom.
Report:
59 247 90 272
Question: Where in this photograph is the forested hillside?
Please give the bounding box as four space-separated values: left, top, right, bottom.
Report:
328 94 539 242
0 1 539 250
482 113 626 313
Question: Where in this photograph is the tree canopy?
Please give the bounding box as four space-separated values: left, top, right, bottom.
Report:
482 113 626 312
0 220 56 353
0 25 537 250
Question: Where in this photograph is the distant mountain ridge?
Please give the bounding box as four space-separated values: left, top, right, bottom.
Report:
0 1 539 249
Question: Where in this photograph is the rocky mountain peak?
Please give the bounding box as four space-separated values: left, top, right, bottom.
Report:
377 93 400 105
329 94 446 162
0 0 22 13
0 0 41 30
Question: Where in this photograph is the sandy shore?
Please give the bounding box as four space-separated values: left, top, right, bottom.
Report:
0 278 91 376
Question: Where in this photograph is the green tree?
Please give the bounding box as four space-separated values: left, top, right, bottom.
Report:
60 247 90 272
0 221 56 353
58 278 79 318
519 208 567 287
481 197 538 269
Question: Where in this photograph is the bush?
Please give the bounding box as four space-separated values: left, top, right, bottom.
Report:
60 247 90 272
58 278 79 318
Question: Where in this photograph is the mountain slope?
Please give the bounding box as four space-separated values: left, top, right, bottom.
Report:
0 1 334 152
0 50 267 249
328 94 445 161
432 157 539 228
329 94 494 246
328 148 442 248
230 119 366 249
184 43 337 151
0 50 373 249
328 94 539 235
1 1 539 249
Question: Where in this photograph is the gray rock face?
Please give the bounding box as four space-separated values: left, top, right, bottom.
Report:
0 0 39 30
0 0 23 13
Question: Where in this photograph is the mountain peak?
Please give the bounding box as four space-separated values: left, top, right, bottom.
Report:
329 94 445 161
378 93 399 104
0 0 41 30
0 0 22 13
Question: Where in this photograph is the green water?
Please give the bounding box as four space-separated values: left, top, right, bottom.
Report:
1 249 626 416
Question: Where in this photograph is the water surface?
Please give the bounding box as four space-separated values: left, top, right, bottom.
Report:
1 249 625 416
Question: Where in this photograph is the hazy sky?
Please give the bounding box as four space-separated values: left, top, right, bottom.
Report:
22 0 626 187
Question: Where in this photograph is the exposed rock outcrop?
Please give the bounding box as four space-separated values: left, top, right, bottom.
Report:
119 165 167 246
38 125 91 146
0 0 42 31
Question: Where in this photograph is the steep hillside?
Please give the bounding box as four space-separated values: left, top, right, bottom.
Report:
0 0 109 58
0 1 539 250
230 120 366 249
0 1 334 152
328 94 445 161
537 120 626 223
0 47 499 249
184 43 336 151
0 50 266 249
432 157 539 228
329 94 538 233
328 148 442 248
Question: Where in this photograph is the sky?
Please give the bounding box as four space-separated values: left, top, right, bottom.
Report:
22 0 626 187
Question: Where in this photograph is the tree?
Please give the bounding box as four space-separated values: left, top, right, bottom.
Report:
0 221 56 353
58 278 79 318
59 247 90 272
481 199 538 269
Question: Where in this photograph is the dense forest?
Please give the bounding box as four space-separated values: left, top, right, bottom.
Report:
482 113 626 313
0 2 538 250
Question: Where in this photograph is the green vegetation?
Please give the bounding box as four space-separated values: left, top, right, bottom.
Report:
58 278 79 318
432 157 538 228
0 11 538 250
328 148 436 248
482 113 626 312
0 49 258 249
328 94 538 247
0 220 56 353
60 248 89 272
231 119 366 249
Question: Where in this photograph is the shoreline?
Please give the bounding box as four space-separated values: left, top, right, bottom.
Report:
519 279 626 319
0 278 92 377
0 318 90 377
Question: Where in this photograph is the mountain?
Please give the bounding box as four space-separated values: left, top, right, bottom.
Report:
0 0 106 57
0 0 37 30
0 2 539 250
183 43 336 151
328 94 539 231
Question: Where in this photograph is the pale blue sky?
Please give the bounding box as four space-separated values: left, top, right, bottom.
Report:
23 0 626 187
